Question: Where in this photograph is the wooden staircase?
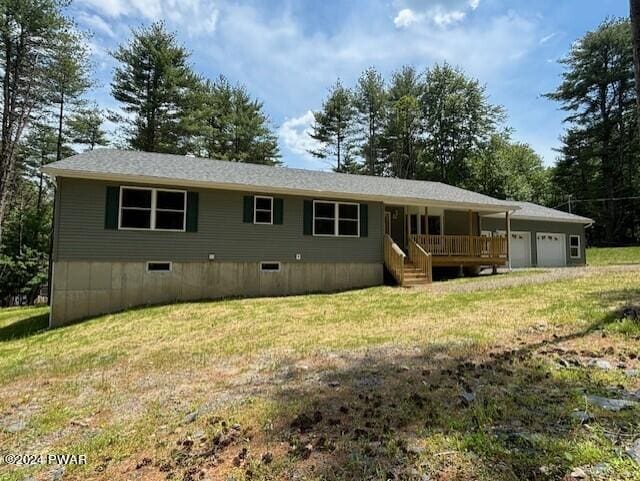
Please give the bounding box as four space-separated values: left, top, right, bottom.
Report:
403 259 431 286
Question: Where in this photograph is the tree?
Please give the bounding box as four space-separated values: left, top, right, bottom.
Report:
469 133 550 204
47 27 92 161
19 123 58 213
421 63 504 185
309 80 357 172
187 76 279 164
546 18 639 244
111 22 198 154
0 0 68 242
353 67 386 175
381 66 423 179
631 0 640 130
68 105 109 150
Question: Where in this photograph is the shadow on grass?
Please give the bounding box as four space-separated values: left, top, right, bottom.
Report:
0 312 49 342
159 307 637 481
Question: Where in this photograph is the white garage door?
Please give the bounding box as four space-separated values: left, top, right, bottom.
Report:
536 232 566 267
497 231 532 268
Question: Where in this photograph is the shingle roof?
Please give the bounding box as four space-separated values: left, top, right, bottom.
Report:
43 149 521 211
485 201 593 224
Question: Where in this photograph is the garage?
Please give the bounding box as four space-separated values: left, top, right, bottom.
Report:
536 232 566 267
495 230 532 268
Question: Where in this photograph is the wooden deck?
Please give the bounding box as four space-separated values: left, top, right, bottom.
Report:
384 234 508 285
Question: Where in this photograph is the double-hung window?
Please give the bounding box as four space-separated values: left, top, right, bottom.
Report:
254 196 273 224
569 235 581 259
119 187 186 231
313 201 359 237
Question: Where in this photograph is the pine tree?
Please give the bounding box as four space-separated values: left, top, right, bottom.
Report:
308 80 358 172
354 68 387 175
188 76 279 164
111 22 199 154
47 28 92 161
68 105 109 150
0 0 68 242
547 18 639 244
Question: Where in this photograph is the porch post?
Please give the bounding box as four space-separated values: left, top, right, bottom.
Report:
506 210 512 270
424 206 429 236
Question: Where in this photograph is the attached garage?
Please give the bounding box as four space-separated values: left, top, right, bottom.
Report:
480 201 593 268
536 232 566 267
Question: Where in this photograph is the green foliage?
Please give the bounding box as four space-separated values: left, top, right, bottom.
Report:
468 133 550 204
309 79 358 172
67 105 109 150
354 67 387 175
111 21 199 154
188 76 279 164
547 18 640 245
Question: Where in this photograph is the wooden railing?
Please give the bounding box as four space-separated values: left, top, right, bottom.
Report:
408 238 433 283
411 234 507 258
384 234 405 285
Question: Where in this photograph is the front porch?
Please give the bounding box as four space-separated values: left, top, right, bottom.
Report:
383 205 511 286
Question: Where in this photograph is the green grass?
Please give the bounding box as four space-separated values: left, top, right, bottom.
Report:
587 246 640 265
1 267 639 481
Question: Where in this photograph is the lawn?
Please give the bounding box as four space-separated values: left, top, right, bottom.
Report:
587 246 640 266
1 265 640 481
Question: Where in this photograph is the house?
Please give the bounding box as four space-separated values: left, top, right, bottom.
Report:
481 201 593 268
43 150 590 327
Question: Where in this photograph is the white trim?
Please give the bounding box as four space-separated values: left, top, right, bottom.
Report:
259 261 281 272
569 234 581 259
312 200 360 237
118 186 186 232
253 195 273 225
482 213 592 224
43 168 522 213
146 261 173 272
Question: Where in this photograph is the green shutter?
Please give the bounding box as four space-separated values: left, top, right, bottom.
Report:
303 200 313 235
243 195 254 223
274 198 284 224
104 186 119 230
360 203 368 237
186 192 199 232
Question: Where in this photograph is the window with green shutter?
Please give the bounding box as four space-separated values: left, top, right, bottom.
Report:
104 186 120 229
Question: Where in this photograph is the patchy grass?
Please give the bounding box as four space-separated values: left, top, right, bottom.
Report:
1 266 640 481
587 246 640 266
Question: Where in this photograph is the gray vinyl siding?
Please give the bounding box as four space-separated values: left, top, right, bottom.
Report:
481 217 587 266
53 178 383 263
444 210 479 236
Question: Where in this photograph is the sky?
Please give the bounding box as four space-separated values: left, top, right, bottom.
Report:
69 0 628 171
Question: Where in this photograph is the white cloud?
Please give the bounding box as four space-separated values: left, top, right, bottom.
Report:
78 13 116 37
394 8 420 28
77 0 219 35
278 111 320 159
429 7 466 27
468 0 480 10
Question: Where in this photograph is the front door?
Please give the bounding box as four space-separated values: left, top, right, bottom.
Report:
384 206 405 250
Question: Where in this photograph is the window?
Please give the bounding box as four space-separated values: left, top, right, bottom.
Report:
119 187 186 231
570 235 581 259
147 261 172 272
254 196 273 224
260 261 281 272
427 215 442 235
313 201 359 237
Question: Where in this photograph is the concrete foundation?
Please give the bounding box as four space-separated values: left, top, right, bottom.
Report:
50 260 383 327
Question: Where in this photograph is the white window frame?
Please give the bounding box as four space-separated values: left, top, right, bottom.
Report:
426 214 444 236
119 186 187 232
253 195 273 225
312 200 360 238
146 261 173 272
569 234 581 259
260 261 281 272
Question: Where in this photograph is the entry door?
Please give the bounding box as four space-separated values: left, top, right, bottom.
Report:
536 233 566 267
384 206 405 249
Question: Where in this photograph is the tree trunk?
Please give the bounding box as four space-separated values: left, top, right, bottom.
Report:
631 0 640 133
56 91 64 161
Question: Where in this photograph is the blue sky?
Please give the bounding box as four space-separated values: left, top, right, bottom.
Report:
69 0 627 170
